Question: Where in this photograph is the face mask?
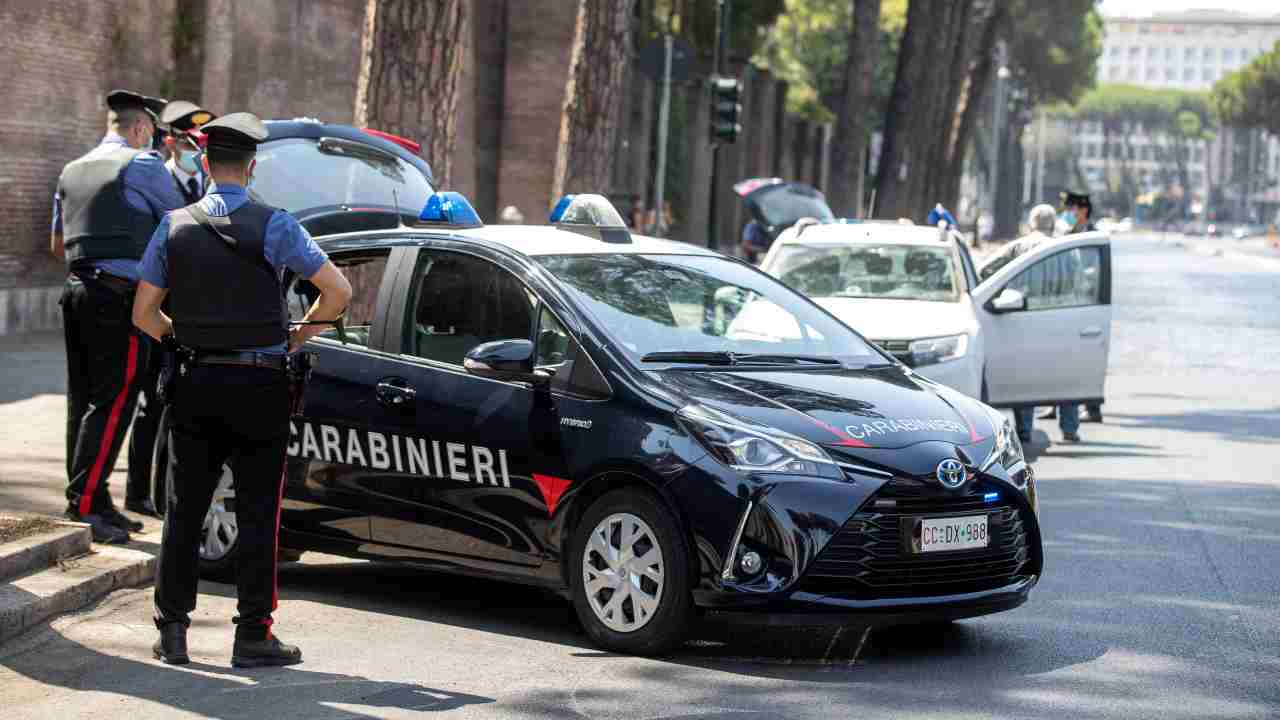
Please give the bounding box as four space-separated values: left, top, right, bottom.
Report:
176 149 199 173
1060 210 1077 228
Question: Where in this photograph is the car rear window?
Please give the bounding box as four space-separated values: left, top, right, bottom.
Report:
250 137 434 217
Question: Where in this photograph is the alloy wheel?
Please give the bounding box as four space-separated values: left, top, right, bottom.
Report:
582 512 665 633
200 468 237 561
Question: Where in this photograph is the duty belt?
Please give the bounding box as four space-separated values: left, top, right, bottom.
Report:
71 267 136 295
194 351 286 372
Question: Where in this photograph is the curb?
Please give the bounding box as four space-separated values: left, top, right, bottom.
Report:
0 523 91 582
0 545 156 645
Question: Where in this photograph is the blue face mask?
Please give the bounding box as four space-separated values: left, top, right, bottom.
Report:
176 149 200 174
1060 210 1078 228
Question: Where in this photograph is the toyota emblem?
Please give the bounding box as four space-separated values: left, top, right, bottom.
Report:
935 458 966 488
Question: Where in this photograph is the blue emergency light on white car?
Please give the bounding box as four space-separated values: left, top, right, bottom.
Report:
419 191 483 227
549 194 631 243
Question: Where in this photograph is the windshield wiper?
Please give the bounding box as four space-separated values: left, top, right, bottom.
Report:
641 351 737 365
640 351 840 366
733 353 841 365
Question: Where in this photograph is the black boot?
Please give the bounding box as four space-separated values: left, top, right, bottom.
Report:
232 626 302 668
125 497 161 518
65 509 130 544
99 502 144 532
153 623 189 665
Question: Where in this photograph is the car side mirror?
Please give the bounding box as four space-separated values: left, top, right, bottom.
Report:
463 339 541 384
989 288 1026 313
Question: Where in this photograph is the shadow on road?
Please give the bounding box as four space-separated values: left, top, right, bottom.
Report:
0 625 494 717
1108 406 1280 445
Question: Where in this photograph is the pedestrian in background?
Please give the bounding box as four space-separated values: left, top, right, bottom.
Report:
135 113 351 667
1000 204 1084 444
51 89 182 543
1061 190 1103 424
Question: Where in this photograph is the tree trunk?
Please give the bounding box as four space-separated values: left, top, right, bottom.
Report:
873 0 934 219
552 0 635 200
353 0 468 188
938 0 1007 212
912 0 973 215
826 0 882 217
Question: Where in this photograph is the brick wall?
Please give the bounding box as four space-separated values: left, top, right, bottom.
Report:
0 0 175 284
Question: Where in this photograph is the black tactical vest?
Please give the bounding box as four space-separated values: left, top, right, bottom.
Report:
57 145 158 266
166 202 289 350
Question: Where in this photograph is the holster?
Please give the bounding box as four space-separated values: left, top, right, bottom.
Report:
285 352 317 416
156 337 192 406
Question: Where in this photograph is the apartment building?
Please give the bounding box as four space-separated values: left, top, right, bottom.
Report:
1078 9 1280 215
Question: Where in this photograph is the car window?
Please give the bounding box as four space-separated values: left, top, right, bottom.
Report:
535 254 880 363
769 243 961 302
404 251 534 365
251 137 434 218
535 304 610 399
1006 247 1102 310
287 251 389 347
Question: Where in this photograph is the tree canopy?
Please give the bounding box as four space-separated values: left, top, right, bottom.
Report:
1211 40 1280 135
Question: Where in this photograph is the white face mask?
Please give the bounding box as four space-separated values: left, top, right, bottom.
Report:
176 148 200 173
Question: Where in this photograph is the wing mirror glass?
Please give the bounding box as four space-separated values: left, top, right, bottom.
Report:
990 288 1026 313
463 339 542 384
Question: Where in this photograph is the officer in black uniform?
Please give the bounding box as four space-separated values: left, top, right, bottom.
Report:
134 113 351 667
124 100 218 518
52 89 182 543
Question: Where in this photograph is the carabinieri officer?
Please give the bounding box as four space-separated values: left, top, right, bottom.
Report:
133 112 351 667
52 89 182 544
124 99 218 518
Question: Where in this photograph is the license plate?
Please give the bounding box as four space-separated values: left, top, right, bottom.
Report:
917 514 988 553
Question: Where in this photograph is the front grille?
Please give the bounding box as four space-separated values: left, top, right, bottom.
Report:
795 478 1031 599
869 339 914 367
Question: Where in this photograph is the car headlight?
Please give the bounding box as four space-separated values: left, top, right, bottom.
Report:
678 405 843 481
909 333 968 366
979 404 1026 477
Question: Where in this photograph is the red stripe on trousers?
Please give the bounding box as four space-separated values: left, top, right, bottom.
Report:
268 458 287 624
79 334 139 516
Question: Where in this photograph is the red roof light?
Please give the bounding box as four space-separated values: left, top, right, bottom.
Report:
362 128 421 155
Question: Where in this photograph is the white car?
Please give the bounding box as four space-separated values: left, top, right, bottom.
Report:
759 221 1112 412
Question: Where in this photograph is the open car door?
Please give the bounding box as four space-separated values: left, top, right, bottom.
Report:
972 232 1112 408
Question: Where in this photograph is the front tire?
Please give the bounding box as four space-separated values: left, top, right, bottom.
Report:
569 487 695 655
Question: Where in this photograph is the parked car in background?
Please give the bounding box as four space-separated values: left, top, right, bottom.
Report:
759 220 1113 412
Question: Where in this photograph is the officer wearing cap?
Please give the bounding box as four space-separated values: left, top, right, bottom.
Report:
123 100 219 518
51 89 184 544
160 101 216 203
134 112 351 667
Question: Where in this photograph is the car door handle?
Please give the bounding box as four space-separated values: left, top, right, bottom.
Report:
376 379 416 406
1079 326 1103 338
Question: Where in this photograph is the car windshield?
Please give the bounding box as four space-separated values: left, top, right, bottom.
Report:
535 254 881 365
249 137 434 216
768 243 961 302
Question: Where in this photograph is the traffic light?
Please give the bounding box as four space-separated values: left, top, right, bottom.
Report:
709 75 742 144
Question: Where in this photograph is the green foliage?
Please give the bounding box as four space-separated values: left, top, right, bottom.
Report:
1075 84 1214 140
1211 41 1280 135
753 0 902 124
1005 0 1101 108
647 0 786 60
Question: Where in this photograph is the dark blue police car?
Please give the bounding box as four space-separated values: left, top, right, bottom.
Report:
151 158 1041 654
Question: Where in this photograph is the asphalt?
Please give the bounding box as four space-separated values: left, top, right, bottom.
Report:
0 232 1277 719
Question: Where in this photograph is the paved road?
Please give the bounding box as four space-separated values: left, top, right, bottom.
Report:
1 233 1278 719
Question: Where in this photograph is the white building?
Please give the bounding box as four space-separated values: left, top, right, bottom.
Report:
1079 9 1280 216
